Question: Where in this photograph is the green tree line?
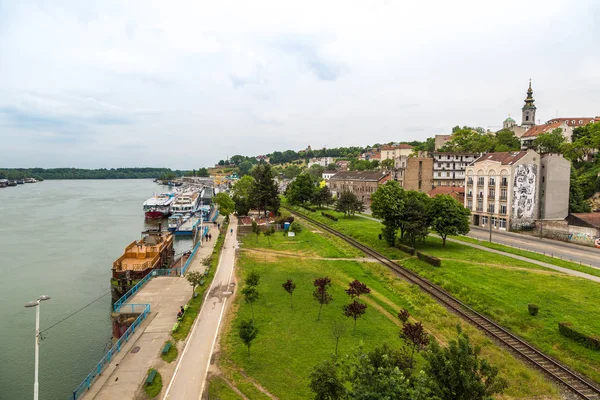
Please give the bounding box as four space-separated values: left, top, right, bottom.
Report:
0 168 190 180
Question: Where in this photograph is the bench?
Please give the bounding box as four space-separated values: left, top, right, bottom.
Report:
172 322 180 333
193 292 199 299
204 270 209 276
146 369 157 385
162 342 172 355
200 279 205 286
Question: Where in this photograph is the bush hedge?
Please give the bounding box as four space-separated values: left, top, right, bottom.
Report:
558 322 600 351
416 251 442 267
396 243 416 255
304 205 318 212
528 304 539 316
321 212 338 222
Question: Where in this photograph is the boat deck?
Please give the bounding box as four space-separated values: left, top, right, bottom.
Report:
176 216 202 235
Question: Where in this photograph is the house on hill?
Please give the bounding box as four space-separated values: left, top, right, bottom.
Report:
328 170 392 207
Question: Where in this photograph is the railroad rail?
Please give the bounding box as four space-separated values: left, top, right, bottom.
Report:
287 208 600 399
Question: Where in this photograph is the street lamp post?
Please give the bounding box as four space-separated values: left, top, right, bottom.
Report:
24 295 51 400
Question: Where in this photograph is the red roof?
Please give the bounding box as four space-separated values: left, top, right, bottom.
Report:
473 151 529 165
521 121 564 138
428 186 465 197
570 213 600 229
546 118 600 126
382 143 414 150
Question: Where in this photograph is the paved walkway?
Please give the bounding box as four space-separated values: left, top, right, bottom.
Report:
446 237 600 283
83 222 221 400
163 217 238 400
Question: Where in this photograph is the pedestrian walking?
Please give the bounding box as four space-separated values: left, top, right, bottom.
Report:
230 228 233 234
218 223 221 229
208 233 212 241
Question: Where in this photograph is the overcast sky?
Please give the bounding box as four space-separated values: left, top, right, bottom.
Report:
1 0 599 169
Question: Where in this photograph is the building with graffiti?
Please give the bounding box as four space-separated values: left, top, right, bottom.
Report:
464 149 570 231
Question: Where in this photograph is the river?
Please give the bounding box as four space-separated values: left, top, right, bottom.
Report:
0 180 192 400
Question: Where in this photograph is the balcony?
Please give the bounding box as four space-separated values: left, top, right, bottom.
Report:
476 207 483 212
500 180 508 187
499 195 507 201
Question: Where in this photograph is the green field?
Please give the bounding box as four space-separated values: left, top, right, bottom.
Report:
213 218 558 399
287 206 600 384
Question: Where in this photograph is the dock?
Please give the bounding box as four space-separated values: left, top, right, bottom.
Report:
175 216 203 236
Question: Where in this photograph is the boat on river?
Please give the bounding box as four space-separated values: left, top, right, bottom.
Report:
168 214 185 232
171 189 202 215
143 192 176 219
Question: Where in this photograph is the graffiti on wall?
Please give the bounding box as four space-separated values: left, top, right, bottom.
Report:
512 164 537 220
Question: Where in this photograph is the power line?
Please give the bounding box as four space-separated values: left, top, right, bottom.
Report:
39 291 111 335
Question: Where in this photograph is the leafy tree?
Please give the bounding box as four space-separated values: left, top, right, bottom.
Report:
429 194 471 246
287 173 316 205
397 308 410 324
307 164 326 180
570 168 592 213
218 160 226 166
346 280 371 299
533 128 566 153
239 319 258 357
380 158 395 170
283 164 302 179
242 285 259 320
325 163 338 171
343 300 367 332
313 277 333 321
251 220 261 242
213 192 235 221
334 191 365 217
290 221 302 234
238 161 253 176
263 225 275 245
492 129 521 152
282 279 296 307
401 191 431 247
371 181 405 245
309 359 347 400
331 320 346 355
197 168 209 177
246 270 261 287
423 327 508 400
400 321 430 368
251 163 280 216
313 185 334 209
232 175 256 216
186 271 203 294
440 127 495 153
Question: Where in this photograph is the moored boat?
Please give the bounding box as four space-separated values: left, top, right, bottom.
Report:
7 180 17 187
168 214 185 231
0 179 7 188
143 192 176 219
171 189 202 215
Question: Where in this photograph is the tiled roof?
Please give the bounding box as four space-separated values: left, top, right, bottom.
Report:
521 121 564 138
428 186 465 197
546 118 600 126
330 170 391 182
473 151 529 165
382 143 414 150
570 213 600 229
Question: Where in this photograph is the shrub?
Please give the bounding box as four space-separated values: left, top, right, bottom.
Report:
304 205 318 212
528 304 539 316
396 243 415 256
558 322 600 351
416 251 441 267
321 212 338 221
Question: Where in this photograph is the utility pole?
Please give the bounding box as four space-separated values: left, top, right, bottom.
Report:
24 296 51 400
489 210 493 242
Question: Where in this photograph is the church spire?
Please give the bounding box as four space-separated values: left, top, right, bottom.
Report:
521 79 536 127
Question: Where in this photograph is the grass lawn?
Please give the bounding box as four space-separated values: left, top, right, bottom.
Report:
287 205 600 384
214 218 558 399
452 235 600 278
160 341 178 363
207 377 243 400
173 222 229 342
143 369 162 398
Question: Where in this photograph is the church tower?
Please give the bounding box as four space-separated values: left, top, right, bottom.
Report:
521 79 536 127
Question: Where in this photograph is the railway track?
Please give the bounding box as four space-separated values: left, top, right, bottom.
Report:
287 208 600 399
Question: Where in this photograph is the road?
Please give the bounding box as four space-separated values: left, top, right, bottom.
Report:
467 226 600 268
163 218 238 400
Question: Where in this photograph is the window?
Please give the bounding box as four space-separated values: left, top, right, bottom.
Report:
499 218 507 229
446 172 451 177
488 204 495 213
542 176 545 183
477 177 484 185
467 200 473 209
488 188 495 198
418 180 422 190
526 115 530 121
501 177 508 186
500 204 507 214
467 190 472 198
491 217 497 227
482 216 488 225
500 188 507 200
438 172 441 177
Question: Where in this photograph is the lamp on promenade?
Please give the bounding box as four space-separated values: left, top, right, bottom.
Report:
24 295 51 400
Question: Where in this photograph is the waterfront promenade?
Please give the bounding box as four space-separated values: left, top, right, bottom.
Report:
83 221 221 400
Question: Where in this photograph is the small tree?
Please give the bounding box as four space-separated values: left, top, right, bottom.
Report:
424 326 508 399
400 321 430 368
242 285 259 320
239 319 258 357
282 279 296 307
335 190 365 217
309 359 346 400
331 320 346 355
186 271 203 295
346 280 371 299
246 270 261 287
313 277 333 321
343 300 368 333
397 308 410 324
213 192 235 222
263 225 275 245
290 221 302 234
429 194 471 246
251 220 260 243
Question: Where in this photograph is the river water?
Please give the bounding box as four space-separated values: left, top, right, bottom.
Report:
0 180 192 400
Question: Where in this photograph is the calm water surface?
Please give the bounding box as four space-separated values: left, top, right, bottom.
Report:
0 180 192 400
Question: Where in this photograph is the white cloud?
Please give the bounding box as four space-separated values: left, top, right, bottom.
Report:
0 0 599 168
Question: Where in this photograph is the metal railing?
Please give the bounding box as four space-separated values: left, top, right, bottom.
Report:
181 227 207 276
71 304 151 400
113 272 153 312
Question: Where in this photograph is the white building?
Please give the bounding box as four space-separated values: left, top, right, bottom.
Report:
322 172 336 180
432 152 480 187
308 157 334 168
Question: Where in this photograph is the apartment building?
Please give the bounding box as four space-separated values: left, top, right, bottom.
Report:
328 170 392 207
394 156 433 192
432 152 480 187
380 144 414 161
464 150 569 231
